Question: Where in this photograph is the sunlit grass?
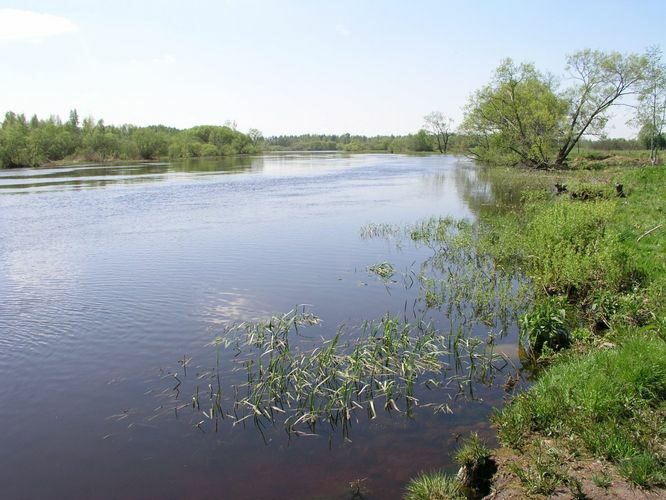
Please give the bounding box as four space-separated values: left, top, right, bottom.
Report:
404 471 464 500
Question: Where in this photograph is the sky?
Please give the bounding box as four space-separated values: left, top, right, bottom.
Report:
1 1 665 137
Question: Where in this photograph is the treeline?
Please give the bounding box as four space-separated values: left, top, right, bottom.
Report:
578 138 643 151
0 110 262 168
264 131 468 153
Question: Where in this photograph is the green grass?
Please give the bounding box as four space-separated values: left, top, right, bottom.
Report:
397 165 665 495
495 334 666 486
453 432 491 470
569 149 661 169
489 166 666 488
591 471 612 489
403 471 464 500
481 197 631 301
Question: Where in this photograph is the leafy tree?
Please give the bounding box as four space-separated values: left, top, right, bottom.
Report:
635 46 666 165
638 123 666 151
248 128 263 144
410 129 434 152
555 49 648 165
133 128 169 159
67 109 80 133
0 112 34 167
462 59 567 168
463 50 649 167
423 111 454 153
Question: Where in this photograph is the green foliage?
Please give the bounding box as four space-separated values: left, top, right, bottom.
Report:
463 49 651 167
368 262 395 280
495 335 666 486
462 59 567 167
0 110 259 168
133 127 169 159
263 131 471 154
519 297 570 353
410 129 434 152
484 198 629 300
454 432 491 469
638 122 666 151
404 471 464 500
482 165 666 490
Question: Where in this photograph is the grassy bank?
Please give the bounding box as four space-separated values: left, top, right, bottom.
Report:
490 165 665 496
404 164 666 498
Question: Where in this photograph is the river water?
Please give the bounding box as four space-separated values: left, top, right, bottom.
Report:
0 153 522 499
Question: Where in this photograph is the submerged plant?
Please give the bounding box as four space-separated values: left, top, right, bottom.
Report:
362 217 531 336
161 307 510 440
369 261 396 280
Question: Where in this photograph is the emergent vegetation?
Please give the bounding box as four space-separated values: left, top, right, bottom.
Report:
398 162 665 497
170 309 510 439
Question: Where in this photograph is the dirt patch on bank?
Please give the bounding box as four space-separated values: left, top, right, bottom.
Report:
486 445 665 499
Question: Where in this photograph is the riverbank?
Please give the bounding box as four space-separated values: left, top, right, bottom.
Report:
488 164 665 498
404 163 666 498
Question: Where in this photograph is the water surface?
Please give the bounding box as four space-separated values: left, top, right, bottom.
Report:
0 153 519 499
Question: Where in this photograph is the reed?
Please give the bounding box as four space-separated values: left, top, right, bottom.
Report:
169 307 509 438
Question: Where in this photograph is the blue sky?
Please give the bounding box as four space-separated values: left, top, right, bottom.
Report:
1 1 664 136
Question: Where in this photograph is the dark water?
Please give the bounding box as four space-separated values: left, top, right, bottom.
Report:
0 154 521 499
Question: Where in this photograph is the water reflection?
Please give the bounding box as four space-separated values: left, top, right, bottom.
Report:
453 165 551 216
0 156 260 193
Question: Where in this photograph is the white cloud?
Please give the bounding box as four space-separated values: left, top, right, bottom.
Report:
0 8 78 42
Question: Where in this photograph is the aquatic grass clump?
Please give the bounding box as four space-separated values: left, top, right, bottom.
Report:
494 334 666 486
404 471 464 500
360 223 402 240
369 261 395 280
172 308 510 439
453 432 496 497
224 312 451 434
454 432 491 470
361 217 532 334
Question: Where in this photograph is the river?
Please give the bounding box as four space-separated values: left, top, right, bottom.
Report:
0 153 522 499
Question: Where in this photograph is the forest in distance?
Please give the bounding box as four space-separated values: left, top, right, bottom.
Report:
1 46 664 170
0 109 655 170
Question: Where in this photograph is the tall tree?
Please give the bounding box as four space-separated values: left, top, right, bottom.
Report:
635 46 666 165
463 50 650 168
423 112 454 153
554 50 647 165
462 59 567 168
